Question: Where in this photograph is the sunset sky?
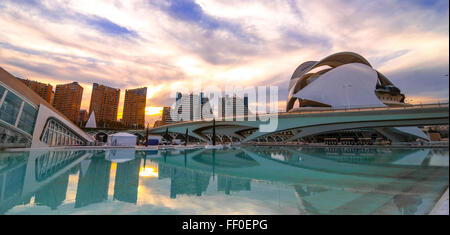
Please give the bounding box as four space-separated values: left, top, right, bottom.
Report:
0 0 448 125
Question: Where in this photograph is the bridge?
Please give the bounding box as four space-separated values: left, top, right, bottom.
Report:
147 103 449 143
82 103 449 144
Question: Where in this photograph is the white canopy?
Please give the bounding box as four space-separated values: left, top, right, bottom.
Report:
107 132 137 146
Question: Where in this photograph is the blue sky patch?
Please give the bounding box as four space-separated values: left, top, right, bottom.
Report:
84 15 138 38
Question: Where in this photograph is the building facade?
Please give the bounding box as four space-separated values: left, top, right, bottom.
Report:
172 92 214 122
53 82 83 123
122 87 147 128
161 106 174 125
88 83 120 126
218 95 249 121
19 78 54 104
79 109 89 125
0 67 93 148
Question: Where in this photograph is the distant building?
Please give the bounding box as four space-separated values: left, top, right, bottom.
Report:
53 82 83 123
153 120 163 128
19 78 54 104
122 87 147 128
173 92 213 122
161 106 175 125
0 67 93 148
88 83 120 125
218 95 249 121
79 109 89 124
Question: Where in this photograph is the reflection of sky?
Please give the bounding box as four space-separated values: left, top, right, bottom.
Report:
1 147 449 215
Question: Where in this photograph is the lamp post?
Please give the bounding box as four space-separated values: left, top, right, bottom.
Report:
145 123 149 147
185 128 188 146
212 118 216 146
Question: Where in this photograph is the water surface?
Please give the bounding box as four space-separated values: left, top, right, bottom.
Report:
0 146 448 215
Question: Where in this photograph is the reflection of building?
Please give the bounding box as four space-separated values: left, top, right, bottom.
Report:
34 171 70 210
89 83 120 125
113 157 141 204
286 52 429 143
122 87 147 128
1 68 93 148
217 176 251 195
53 82 83 123
158 163 210 198
0 150 87 213
75 155 111 208
0 152 28 214
19 78 54 104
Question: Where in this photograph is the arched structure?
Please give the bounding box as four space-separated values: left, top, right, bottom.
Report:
287 52 404 112
0 67 94 148
285 52 424 142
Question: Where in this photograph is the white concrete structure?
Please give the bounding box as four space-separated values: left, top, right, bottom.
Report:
286 52 429 142
85 111 97 128
0 67 94 148
107 132 137 146
293 63 384 108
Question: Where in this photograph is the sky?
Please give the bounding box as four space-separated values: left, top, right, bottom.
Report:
0 0 448 125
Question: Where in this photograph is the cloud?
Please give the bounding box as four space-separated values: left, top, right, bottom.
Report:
0 0 448 119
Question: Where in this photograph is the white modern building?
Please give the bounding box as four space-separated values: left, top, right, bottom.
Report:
0 67 94 148
286 52 429 142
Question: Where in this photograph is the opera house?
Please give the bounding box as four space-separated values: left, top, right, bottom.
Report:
286 52 429 143
0 67 94 148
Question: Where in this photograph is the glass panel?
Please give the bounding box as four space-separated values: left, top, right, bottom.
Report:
0 85 5 99
42 128 48 143
39 118 86 146
56 132 61 146
0 91 22 125
51 129 57 146
17 102 38 135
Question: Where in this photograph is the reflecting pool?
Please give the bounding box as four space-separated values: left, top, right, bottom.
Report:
0 146 448 215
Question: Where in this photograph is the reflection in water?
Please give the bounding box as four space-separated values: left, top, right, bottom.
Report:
159 164 211 198
218 176 251 195
0 146 448 215
34 170 70 210
114 157 141 204
75 152 110 208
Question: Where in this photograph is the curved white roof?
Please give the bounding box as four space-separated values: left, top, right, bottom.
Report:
286 51 402 112
293 63 385 108
110 132 137 137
